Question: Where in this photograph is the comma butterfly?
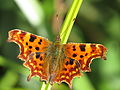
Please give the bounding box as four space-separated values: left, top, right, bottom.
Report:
8 29 107 88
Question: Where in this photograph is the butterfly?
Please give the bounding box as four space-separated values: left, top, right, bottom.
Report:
8 29 107 88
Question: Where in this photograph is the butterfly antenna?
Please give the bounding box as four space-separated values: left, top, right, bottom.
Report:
55 13 61 41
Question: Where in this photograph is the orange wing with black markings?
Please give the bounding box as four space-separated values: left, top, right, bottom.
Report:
8 29 52 61
8 29 107 88
24 52 49 82
63 43 107 72
52 58 82 88
8 29 52 82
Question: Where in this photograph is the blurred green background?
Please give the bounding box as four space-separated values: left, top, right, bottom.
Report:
0 0 120 90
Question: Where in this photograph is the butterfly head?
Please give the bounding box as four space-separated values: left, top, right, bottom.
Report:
54 34 61 45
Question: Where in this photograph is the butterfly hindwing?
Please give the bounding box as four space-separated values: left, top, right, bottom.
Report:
24 52 48 82
63 43 107 72
52 58 82 88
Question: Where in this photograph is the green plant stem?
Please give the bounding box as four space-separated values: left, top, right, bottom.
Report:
41 82 52 90
44 0 83 90
41 82 46 90
60 0 83 44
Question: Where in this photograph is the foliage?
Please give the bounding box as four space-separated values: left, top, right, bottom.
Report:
0 0 120 90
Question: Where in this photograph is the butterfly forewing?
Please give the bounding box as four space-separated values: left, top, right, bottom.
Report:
63 43 107 72
8 30 52 61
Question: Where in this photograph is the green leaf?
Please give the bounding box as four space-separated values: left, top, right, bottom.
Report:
0 70 18 90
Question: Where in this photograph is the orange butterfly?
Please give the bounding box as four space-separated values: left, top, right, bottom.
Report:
8 29 107 88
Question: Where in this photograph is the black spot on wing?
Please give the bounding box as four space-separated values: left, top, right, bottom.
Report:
70 59 74 65
40 39 42 42
29 46 32 49
80 55 84 58
72 53 77 57
38 39 43 45
79 44 86 51
36 52 40 59
72 45 76 51
35 47 39 51
38 42 41 45
65 61 69 65
29 35 36 42
73 45 75 48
